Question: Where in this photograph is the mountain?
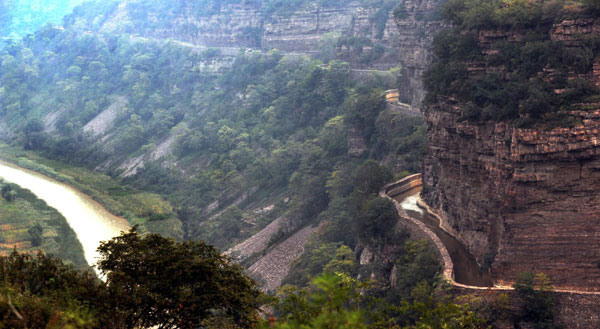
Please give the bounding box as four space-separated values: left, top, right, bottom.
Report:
3 0 600 327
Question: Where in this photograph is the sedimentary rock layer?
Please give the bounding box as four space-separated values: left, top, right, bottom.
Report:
422 16 600 291
423 98 600 291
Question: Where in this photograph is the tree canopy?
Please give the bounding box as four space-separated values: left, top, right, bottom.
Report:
97 229 262 329
0 230 263 328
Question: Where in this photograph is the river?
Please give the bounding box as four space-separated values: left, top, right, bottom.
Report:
394 187 493 287
0 160 130 272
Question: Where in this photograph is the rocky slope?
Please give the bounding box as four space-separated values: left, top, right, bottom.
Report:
422 17 600 291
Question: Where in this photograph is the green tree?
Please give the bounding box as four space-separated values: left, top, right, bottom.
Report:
27 223 43 247
265 273 369 329
513 272 557 329
97 229 262 329
352 159 392 198
355 197 398 240
0 251 104 328
1 184 14 202
397 281 489 329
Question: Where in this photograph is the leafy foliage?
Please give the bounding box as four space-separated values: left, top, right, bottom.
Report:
0 251 104 328
269 272 489 328
425 0 600 127
0 230 263 328
97 229 262 328
513 272 558 329
266 273 370 329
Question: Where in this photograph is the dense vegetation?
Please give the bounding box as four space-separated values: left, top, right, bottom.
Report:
0 232 557 328
267 272 490 328
0 230 262 328
0 0 571 327
424 0 600 127
0 1 427 314
0 19 424 250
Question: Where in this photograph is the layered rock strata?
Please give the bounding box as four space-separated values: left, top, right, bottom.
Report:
385 176 600 328
422 16 600 291
423 98 600 291
393 0 446 106
100 1 402 68
97 0 446 99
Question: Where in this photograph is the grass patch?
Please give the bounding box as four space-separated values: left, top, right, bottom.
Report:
0 182 88 271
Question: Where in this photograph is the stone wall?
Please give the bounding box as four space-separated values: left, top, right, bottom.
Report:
380 174 454 280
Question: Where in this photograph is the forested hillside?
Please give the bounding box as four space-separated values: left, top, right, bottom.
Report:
0 0 443 320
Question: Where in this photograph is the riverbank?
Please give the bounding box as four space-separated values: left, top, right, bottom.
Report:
0 160 129 269
0 144 183 239
0 180 87 270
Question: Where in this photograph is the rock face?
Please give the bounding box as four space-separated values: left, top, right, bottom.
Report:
99 1 402 68
422 18 600 291
423 99 600 290
393 0 446 106
97 0 446 95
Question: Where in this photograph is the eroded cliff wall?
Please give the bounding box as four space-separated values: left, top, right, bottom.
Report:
393 0 446 106
423 18 600 291
93 0 445 105
98 1 402 68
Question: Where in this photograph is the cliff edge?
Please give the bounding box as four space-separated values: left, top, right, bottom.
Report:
422 5 600 291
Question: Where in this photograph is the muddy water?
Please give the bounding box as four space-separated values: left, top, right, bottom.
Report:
0 160 130 272
394 187 493 287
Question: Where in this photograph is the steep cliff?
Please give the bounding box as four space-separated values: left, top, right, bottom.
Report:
423 9 600 290
80 0 403 69
393 0 446 106
66 0 446 83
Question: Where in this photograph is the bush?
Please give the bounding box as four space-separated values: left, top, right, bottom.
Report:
513 272 557 329
355 197 398 240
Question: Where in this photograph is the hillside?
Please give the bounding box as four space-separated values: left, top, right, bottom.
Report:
3 0 600 327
